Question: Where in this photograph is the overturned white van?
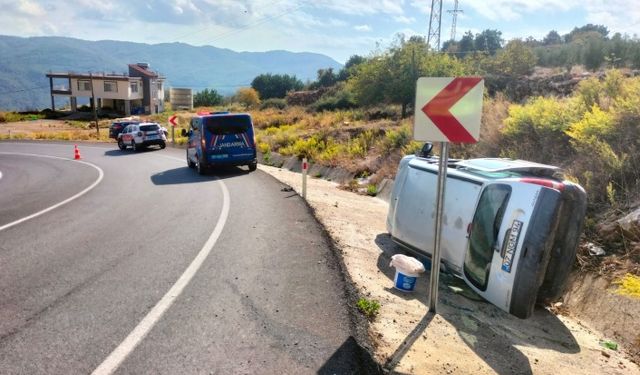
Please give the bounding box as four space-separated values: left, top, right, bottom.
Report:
387 153 587 319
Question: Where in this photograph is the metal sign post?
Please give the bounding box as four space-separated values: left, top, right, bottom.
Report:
171 126 175 144
428 142 448 313
413 77 484 314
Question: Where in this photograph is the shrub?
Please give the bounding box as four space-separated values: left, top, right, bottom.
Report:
260 98 287 110
379 125 412 155
366 184 378 196
356 297 381 320
311 90 357 112
501 96 579 164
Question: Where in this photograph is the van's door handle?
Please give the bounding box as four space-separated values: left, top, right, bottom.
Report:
499 229 512 258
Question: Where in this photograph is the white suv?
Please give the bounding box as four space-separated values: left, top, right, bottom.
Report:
118 122 167 151
387 151 587 319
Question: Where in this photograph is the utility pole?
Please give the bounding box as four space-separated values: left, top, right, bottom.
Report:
447 0 463 41
89 72 99 138
427 0 443 51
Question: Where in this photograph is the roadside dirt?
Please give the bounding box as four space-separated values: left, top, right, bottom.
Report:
258 164 640 375
0 119 79 135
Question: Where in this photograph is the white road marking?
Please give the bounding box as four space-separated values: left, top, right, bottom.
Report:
92 164 230 375
0 170 3 180
0 152 104 232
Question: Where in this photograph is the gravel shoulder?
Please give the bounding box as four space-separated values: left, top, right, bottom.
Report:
258 164 640 375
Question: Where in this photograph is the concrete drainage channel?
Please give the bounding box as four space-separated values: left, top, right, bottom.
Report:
257 151 395 202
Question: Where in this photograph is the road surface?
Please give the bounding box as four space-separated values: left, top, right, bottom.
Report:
0 142 377 374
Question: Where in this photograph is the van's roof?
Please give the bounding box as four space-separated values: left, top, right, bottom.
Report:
196 112 251 118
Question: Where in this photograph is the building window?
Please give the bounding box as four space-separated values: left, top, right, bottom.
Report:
157 82 163 91
131 82 138 93
104 81 118 92
78 80 91 91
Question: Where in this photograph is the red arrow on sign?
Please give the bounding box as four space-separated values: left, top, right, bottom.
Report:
422 77 482 143
169 115 177 127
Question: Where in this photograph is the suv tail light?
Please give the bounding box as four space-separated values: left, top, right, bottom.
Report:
520 178 564 191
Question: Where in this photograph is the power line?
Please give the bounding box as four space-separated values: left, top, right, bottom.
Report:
173 0 290 43
189 3 305 46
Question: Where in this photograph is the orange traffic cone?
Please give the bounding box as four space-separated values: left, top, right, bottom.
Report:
74 145 81 160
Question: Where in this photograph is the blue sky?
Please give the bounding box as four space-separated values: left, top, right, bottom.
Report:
0 0 639 63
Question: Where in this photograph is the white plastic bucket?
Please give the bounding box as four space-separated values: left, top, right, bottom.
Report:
393 269 419 292
390 254 425 292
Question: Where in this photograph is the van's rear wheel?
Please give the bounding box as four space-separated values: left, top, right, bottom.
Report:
197 157 206 175
187 152 195 168
248 161 257 172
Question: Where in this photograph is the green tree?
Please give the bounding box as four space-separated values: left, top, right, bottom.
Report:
251 73 303 100
582 32 606 71
193 88 223 107
475 29 503 55
542 30 563 45
337 55 366 81
493 39 537 76
348 34 468 117
565 24 609 42
315 68 338 88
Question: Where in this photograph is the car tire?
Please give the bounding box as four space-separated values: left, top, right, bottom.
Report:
118 139 126 150
248 162 257 172
187 152 196 168
159 141 166 149
196 156 206 175
132 141 138 152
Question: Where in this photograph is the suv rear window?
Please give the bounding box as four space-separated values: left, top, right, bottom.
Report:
204 116 251 135
140 124 159 131
464 184 511 290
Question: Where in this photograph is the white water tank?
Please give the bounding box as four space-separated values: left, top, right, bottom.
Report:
169 88 193 110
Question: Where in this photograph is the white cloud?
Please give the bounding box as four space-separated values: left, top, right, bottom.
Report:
312 0 406 16
393 15 415 24
354 24 372 32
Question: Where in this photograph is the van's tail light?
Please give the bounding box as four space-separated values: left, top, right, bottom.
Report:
201 137 206 149
520 178 564 191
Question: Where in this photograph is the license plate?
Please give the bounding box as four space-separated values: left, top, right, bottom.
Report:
501 220 523 273
147 135 158 140
210 154 229 160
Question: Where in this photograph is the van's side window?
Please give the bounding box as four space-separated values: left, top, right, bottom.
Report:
464 184 511 291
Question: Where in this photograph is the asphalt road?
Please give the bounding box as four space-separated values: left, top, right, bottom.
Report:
0 142 377 374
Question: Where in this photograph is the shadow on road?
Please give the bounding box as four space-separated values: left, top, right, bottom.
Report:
318 336 383 375
374 232 580 375
103 148 160 157
150 166 249 185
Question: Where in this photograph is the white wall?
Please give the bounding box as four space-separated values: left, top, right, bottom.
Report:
70 77 143 100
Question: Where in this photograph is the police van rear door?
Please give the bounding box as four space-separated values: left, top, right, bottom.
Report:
204 115 254 159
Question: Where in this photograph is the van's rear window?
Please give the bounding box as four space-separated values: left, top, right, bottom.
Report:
205 116 251 135
140 125 159 131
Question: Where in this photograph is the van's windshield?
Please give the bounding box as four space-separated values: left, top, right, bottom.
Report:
464 184 511 290
205 116 251 135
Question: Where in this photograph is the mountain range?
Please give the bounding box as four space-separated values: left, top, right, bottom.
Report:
0 35 342 111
